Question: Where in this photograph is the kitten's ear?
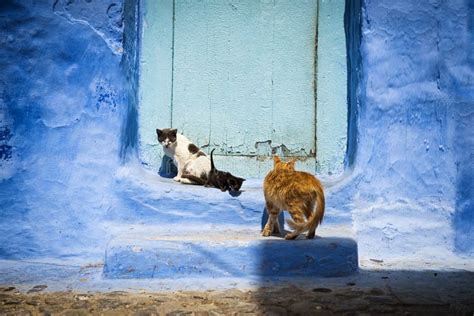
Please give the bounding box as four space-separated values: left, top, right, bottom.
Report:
156 129 162 136
170 128 177 136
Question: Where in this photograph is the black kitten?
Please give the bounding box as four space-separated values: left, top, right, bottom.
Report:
205 149 245 194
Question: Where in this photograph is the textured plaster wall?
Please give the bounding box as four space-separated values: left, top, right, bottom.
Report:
0 0 130 259
347 0 474 257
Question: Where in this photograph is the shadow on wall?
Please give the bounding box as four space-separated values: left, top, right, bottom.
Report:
159 155 178 178
343 0 362 169
454 103 474 254
120 0 140 161
453 0 474 255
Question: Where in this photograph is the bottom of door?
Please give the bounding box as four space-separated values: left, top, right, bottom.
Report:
210 155 317 179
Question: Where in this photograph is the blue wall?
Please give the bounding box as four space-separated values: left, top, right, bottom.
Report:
350 0 473 256
0 0 131 259
0 0 472 263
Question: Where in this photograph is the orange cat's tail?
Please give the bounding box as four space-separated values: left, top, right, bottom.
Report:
286 182 325 238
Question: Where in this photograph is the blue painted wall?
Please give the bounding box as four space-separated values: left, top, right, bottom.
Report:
0 0 472 265
0 0 131 259
343 0 473 258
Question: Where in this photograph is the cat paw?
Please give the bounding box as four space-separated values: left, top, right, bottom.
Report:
262 229 271 237
179 178 192 184
285 233 298 240
173 176 181 182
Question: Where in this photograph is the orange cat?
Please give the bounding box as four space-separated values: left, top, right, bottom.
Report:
263 156 325 240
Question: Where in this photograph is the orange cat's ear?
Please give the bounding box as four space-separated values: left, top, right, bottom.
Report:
273 155 281 165
288 158 297 168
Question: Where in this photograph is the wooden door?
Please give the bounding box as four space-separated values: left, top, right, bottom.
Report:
170 0 318 176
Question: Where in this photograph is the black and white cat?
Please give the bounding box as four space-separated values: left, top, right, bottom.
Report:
205 149 245 193
156 128 211 184
176 148 245 194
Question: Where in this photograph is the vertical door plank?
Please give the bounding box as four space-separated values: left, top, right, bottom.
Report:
271 0 317 157
139 0 174 166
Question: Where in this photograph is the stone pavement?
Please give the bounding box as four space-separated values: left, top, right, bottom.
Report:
1 269 473 315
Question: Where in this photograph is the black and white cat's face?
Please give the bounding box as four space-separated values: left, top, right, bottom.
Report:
215 172 245 193
156 128 177 148
227 176 245 192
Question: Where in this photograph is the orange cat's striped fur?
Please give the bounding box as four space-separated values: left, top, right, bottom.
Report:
263 156 325 240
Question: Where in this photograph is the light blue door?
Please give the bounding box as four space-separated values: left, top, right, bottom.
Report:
139 0 349 178
171 0 318 174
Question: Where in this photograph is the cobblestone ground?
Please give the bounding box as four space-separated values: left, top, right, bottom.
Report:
1 284 473 316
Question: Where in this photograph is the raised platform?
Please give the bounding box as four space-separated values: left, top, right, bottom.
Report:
103 224 357 279
101 166 357 280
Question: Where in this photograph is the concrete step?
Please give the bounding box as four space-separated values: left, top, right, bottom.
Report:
103 224 358 279
111 166 351 226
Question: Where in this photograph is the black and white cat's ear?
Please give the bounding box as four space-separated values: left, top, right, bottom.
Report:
170 128 178 136
156 129 162 136
230 177 245 184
